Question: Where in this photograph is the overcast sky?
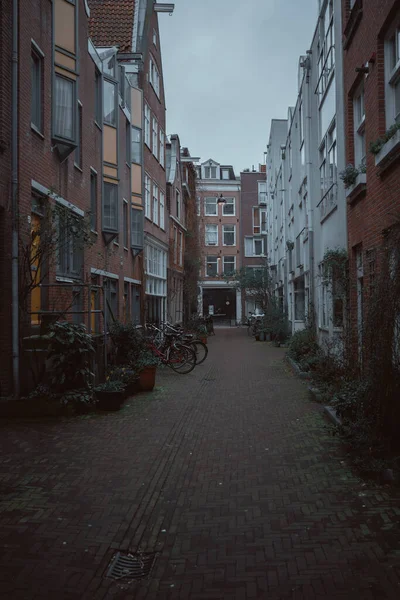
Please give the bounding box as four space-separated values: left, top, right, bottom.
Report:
158 0 318 174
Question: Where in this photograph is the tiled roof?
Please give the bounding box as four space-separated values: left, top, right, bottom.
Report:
88 0 135 53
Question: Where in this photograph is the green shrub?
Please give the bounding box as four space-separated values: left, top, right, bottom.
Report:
332 379 370 421
288 329 319 362
109 321 145 365
48 322 94 392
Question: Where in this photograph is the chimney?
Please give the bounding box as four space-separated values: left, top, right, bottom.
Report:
260 164 266 173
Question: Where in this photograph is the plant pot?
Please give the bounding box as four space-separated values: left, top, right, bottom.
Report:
96 390 125 411
124 379 140 398
255 334 260 341
139 366 157 392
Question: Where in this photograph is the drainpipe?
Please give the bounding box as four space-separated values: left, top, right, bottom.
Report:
11 0 19 398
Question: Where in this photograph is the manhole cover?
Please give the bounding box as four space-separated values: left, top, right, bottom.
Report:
106 551 157 580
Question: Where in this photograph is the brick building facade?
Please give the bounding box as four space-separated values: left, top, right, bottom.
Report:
342 0 400 359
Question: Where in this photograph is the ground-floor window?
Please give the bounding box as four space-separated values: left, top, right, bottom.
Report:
294 276 305 321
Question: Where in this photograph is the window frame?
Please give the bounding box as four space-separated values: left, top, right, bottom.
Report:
223 255 236 275
74 101 83 169
102 182 119 232
94 67 102 125
144 104 151 147
123 199 129 248
205 223 218 246
385 28 400 126
53 73 76 143
131 207 143 249
179 230 183 267
145 174 151 219
206 256 218 277
56 209 84 280
103 78 117 127
258 181 267 204
131 126 142 164
152 116 158 159
31 42 43 133
159 189 165 230
353 85 366 167
253 237 265 257
149 56 160 97
90 169 97 231
222 224 236 247
176 189 181 221
159 129 165 167
152 182 159 225
222 197 235 216
204 196 217 216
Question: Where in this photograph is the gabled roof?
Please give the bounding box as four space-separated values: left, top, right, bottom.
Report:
88 0 135 53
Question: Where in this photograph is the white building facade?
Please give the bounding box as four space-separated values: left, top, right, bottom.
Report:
266 0 347 346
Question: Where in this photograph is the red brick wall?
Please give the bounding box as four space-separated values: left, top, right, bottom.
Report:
240 171 267 268
0 0 13 395
342 0 400 352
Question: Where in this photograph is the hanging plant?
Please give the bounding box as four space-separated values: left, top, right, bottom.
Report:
339 164 359 188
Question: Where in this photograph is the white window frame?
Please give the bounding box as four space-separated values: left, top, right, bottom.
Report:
144 104 151 147
153 28 157 47
222 169 229 180
145 174 151 219
196 196 201 216
222 197 235 216
205 224 218 246
176 189 181 221
253 237 265 256
206 256 218 277
159 189 165 230
203 165 218 179
173 225 178 264
152 117 158 159
222 224 236 247
152 182 159 225
204 196 217 216
159 129 165 167
179 230 183 267
149 56 160 98
258 181 267 204
385 28 400 127
353 85 366 167
223 255 236 275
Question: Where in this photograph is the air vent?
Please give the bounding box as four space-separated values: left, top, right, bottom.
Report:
106 552 157 580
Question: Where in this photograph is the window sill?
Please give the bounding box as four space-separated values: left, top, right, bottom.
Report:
375 129 400 169
31 124 44 139
74 163 83 173
345 173 367 203
91 229 98 236
319 326 329 332
94 120 102 131
124 246 129 252
113 241 119 246
56 276 75 283
320 203 338 224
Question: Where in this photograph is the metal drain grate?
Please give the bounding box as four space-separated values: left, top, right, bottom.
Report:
106 551 157 580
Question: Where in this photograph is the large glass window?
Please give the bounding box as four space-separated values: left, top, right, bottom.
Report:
205 224 218 246
145 175 151 219
258 182 267 204
54 75 74 139
131 208 143 248
152 117 158 159
90 170 97 231
123 200 128 247
386 29 400 125
176 190 181 221
159 130 165 167
94 68 102 124
205 197 217 216
103 183 118 231
353 86 366 167
204 166 217 178
31 46 42 131
149 58 160 97
56 210 83 279
103 277 118 325
153 183 159 225
144 104 151 146
131 127 141 164
159 190 165 230
74 102 82 168
223 225 235 246
103 80 116 126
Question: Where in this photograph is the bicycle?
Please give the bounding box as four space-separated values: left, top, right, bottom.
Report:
145 327 197 374
162 321 208 365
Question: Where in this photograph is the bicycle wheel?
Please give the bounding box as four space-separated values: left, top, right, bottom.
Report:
190 340 208 365
168 344 197 374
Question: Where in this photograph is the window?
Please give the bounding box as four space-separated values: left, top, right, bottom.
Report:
123 200 128 247
253 207 260 234
261 209 267 234
222 197 235 216
31 46 42 132
205 224 218 246
145 175 151 219
94 68 102 124
103 80 116 126
153 28 157 46
173 226 178 264
196 167 201 179
149 57 160 97
223 225 235 246
296 235 301 266
258 182 267 204
103 278 118 325
206 256 218 277
222 169 229 179
179 231 183 266
131 208 143 248
223 256 235 275
103 182 118 231
253 238 264 256
131 127 141 164
385 28 400 125
294 277 305 321
56 210 83 279
245 237 265 257
131 284 141 324
353 86 366 167
196 196 201 216
144 104 151 146
125 120 131 164
54 75 74 140
74 102 82 168
152 117 158 159
90 170 97 231
153 183 159 225
299 100 304 146
176 189 181 221
205 197 217 216
159 190 165 229
159 130 165 167
204 166 217 178
103 55 116 78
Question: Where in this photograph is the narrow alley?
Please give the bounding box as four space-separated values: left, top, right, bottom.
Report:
0 330 399 600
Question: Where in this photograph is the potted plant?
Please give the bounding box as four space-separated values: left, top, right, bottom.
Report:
94 380 125 411
137 351 160 392
107 365 140 397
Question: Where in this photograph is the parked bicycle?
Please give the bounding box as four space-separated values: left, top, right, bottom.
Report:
146 322 208 366
145 326 197 374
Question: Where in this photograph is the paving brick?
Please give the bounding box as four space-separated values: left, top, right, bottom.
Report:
0 330 399 599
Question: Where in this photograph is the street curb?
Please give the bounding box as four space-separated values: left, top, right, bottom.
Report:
323 405 342 426
285 354 312 379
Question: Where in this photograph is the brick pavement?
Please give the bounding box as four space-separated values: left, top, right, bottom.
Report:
0 328 399 599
